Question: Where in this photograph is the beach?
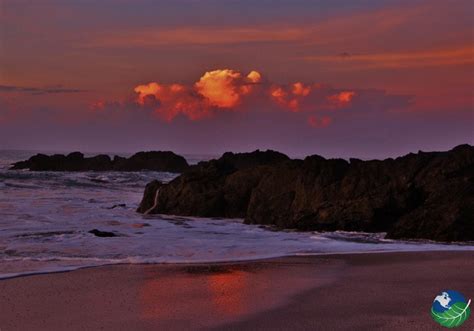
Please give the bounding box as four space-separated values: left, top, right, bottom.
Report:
1 251 473 330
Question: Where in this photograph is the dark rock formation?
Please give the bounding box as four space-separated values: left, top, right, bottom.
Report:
111 151 189 172
216 150 289 170
137 180 164 213
88 229 118 237
106 204 127 209
10 151 189 173
138 145 474 242
136 150 289 216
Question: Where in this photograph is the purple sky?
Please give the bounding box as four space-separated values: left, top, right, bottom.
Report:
1 0 473 159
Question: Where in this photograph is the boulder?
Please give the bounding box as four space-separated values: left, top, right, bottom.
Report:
88 229 118 237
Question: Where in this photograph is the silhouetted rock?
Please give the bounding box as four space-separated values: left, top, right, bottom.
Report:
137 150 290 216
114 151 189 172
10 151 189 173
137 180 164 213
106 204 127 209
88 229 117 237
138 145 474 242
218 150 289 170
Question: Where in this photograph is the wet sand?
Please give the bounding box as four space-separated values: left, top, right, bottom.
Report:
0 251 473 330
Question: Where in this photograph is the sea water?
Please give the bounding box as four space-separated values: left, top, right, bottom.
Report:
1 150 472 279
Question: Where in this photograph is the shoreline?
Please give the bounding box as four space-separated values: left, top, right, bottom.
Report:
2 248 473 281
1 251 473 330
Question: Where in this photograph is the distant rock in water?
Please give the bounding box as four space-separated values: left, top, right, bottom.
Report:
137 146 474 242
217 150 289 170
10 151 189 173
88 229 118 237
106 204 127 209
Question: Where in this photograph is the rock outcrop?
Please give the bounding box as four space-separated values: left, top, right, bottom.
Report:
136 150 289 217
137 180 164 214
138 145 474 242
10 151 189 173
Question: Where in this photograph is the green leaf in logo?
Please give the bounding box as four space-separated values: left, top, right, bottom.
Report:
431 299 471 328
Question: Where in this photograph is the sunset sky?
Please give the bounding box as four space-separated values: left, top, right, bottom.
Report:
1 0 473 158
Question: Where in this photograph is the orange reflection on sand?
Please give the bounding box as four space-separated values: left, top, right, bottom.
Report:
206 270 248 316
139 274 199 320
139 269 250 321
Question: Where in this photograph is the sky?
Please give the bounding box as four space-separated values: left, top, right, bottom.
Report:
0 0 473 159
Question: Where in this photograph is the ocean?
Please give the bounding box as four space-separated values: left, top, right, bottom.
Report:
1 150 473 279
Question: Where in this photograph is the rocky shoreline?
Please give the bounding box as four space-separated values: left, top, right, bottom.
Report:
10 146 473 242
137 145 474 242
10 151 189 172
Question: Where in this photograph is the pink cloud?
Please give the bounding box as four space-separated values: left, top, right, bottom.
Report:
307 115 332 128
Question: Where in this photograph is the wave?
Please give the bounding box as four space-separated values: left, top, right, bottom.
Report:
1 151 473 282
2 246 473 280
0 170 179 191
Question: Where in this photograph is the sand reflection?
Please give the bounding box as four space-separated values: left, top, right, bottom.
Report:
138 267 251 327
206 270 248 315
138 262 328 328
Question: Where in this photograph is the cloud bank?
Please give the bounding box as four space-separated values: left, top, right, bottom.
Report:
94 68 368 127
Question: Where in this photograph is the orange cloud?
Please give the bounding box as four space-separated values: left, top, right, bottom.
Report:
134 82 207 121
134 82 162 105
328 91 356 106
88 69 405 127
132 69 262 120
240 71 263 95
195 69 263 108
90 100 106 111
246 71 262 83
195 69 243 108
270 86 288 105
292 82 311 96
270 82 313 111
307 115 332 128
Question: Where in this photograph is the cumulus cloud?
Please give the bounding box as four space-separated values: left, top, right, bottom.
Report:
134 82 207 121
130 69 264 121
269 82 356 113
270 82 314 112
194 69 261 108
91 68 410 128
327 91 356 107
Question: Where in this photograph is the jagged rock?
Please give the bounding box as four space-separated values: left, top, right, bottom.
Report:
136 180 164 213
138 145 474 242
10 151 189 173
112 151 189 172
137 150 289 216
217 150 289 170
